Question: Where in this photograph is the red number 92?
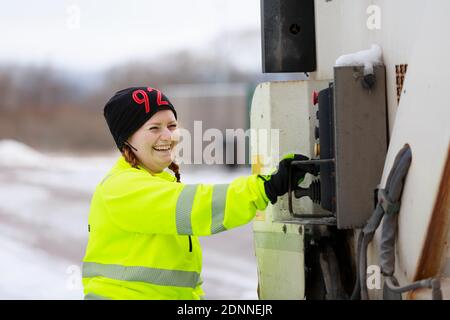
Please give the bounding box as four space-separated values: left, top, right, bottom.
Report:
132 87 169 114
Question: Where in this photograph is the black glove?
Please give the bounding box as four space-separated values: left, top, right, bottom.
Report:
259 154 319 204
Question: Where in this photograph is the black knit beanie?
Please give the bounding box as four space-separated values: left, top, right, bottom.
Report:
104 87 177 149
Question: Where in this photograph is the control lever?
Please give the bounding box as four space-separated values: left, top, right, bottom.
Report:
288 159 335 218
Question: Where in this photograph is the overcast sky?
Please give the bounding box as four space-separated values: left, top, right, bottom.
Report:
0 0 261 72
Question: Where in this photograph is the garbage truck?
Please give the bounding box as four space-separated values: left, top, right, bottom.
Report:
250 0 450 300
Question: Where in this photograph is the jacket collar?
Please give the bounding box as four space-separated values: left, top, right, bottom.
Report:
113 156 177 182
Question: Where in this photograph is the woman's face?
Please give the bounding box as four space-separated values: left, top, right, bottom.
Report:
128 110 179 173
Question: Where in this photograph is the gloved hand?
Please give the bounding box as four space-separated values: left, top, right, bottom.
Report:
259 154 319 204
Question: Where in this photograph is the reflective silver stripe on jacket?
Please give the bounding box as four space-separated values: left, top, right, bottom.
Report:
82 262 200 288
176 184 198 235
211 184 228 234
84 293 111 300
176 183 229 235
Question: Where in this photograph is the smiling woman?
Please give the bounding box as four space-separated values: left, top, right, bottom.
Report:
111 87 182 181
81 86 312 300
126 110 179 175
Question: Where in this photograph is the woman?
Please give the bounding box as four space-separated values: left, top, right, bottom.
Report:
82 86 314 300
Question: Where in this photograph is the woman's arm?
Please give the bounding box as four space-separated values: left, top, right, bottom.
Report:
99 171 269 236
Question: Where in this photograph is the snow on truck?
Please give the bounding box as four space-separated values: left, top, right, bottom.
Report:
250 0 450 299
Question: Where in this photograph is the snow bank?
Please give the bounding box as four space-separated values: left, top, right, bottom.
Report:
0 225 83 299
335 44 383 75
0 139 118 171
0 140 257 299
0 139 48 167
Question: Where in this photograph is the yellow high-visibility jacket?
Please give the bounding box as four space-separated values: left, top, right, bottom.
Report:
82 156 269 299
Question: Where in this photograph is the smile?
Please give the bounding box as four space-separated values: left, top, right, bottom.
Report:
153 145 171 151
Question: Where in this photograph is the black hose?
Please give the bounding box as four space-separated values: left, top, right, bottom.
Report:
385 276 442 300
352 144 441 300
379 209 398 276
350 231 363 300
349 144 442 300
359 203 385 299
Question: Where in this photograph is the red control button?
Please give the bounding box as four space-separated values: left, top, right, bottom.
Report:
312 90 319 105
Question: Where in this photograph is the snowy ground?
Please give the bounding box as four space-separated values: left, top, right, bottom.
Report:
0 140 257 300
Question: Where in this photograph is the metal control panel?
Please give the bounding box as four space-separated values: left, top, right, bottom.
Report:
333 66 388 228
291 66 388 228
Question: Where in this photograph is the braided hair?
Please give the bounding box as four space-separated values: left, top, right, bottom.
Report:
121 144 181 182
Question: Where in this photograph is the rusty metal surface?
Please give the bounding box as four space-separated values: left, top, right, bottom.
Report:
395 64 408 105
409 146 450 299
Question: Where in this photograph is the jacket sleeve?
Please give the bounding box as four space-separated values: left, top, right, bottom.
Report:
100 171 269 236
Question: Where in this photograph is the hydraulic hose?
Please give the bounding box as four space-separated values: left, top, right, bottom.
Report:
351 144 441 300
